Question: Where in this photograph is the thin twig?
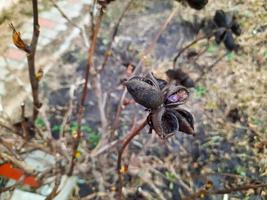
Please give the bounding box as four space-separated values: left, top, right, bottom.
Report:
45 175 61 200
194 51 228 83
51 0 89 48
98 0 134 73
27 0 41 121
172 28 226 69
68 7 105 176
117 118 147 200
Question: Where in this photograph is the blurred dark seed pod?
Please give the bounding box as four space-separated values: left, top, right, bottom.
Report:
98 0 115 7
223 30 236 51
166 69 195 88
126 76 163 109
151 107 179 138
215 29 225 44
174 109 195 135
164 85 189 107
156 78 167 90
231 22 242 36
175 108 194 130
214 10 229 27
187 0 208 10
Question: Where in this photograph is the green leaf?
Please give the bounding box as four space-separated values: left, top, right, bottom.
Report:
207 44 217 53
226 52 235 61
264 49 267 60
52 125 61 132
35 117 45 128
194 85 206 98
88 132 101 148
81 125 93 134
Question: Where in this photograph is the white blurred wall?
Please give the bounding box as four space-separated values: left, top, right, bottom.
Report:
0 0 20 14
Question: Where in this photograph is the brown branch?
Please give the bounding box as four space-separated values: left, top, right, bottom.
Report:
172 28 226 69
50 0 89 47
194 51 228 83
98 0 134 73
27 0 41 121
117 118 147 200
68 8 104 176
45 176 61 200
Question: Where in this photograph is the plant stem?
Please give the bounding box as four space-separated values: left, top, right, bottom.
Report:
117 119 147 200
27 0 40 121
68 8 104 176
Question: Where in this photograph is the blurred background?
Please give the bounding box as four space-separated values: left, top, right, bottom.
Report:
0 0 266 199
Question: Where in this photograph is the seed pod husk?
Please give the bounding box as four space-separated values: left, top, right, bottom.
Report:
164 85 189 107
151 107 179 139
174 108 195 135
126 76 163 109
223 30 236 51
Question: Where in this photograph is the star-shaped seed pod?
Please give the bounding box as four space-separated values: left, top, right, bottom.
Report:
213 10 242 51
126 73 195 139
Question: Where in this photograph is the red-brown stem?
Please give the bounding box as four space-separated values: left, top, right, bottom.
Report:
68 8 104 176
172 28 226 69
27 0 40 121
117 118 147 200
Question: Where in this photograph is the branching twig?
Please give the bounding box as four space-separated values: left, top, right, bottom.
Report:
194 51 228 83
27 0 41 121
51 0 89 48
68 7 105 176
117 118 147 200
45 175 61 200
172 28 226 69
98 0 134 73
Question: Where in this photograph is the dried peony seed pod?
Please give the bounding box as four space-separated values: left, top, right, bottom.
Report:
126 74 163 110
231 21 242 36
187 0 208 10
151 107 179 139
164 85 189 107
223 30 236 51
174 108 195 135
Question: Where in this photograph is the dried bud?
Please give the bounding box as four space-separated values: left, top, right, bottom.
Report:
126 75 163 110
151 107 179 139
186 0 208 10
174 108 195 135
213 10 241 51
35 68 43 81
98 0 115 7
9 23 31 53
